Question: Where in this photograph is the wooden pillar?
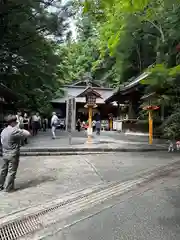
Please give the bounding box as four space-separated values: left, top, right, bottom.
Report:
87 106 93 143
88 106 92 130
109 118 113 130
149 110 153 144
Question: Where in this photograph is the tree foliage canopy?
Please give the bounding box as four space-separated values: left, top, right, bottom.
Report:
3 0 180 137
0 0 72 116
73 0 180 138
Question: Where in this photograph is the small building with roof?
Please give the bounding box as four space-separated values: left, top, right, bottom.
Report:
105 71 150 121
105 66 165 133
51 80 117 129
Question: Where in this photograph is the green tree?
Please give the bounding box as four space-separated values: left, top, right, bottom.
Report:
80 0 180 138
0 0 72 116
56 12 102 86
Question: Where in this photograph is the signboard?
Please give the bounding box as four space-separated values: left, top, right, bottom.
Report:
67 98 72 132
66 97 75 144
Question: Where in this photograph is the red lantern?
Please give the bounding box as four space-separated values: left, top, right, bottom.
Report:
143 105 160 110
152 106 160 110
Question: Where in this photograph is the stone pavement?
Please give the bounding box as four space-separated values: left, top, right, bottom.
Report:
20 130 167 153
24 130 88 148
0 152 179 220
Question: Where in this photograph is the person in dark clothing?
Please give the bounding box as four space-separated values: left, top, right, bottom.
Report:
95 113 101 135
23 113 29 144
92 120 96 132
42 117 47 131
31 112 41 136
96 121 101 135
77 119 81 132
96 113 101 122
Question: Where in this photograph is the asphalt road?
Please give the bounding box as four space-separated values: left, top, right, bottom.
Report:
1 152 180 240
0 152 178 218
43 167 180 240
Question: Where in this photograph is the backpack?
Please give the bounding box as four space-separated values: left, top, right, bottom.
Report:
52 116 58 126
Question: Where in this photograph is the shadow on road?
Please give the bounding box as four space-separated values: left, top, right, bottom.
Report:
16 176 56 191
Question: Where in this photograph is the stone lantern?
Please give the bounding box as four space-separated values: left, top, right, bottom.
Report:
86 94 96 106
78 87 101 143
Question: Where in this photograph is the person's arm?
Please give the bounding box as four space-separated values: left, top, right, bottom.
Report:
12 128 31 139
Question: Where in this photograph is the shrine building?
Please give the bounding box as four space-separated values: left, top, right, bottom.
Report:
51 81 118 130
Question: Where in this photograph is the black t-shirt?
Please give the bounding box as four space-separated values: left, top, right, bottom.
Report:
23 118 29 124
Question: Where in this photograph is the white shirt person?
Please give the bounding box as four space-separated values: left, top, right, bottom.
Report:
51 112 59 139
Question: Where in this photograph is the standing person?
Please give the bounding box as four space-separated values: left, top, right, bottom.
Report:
31 113 36 136
23 113 29 144
31 112 41 136
59 119 65 131
95 113 101 135
92 120 96 132
96 120 101 135
28 113 33 135
0 115 30 192
36 112 41 132
42 116 47 132
16 111 23 128
51 112 59 139
76 118 81 132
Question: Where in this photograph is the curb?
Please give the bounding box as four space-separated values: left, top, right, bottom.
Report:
20 152 105 156
18 147 167 156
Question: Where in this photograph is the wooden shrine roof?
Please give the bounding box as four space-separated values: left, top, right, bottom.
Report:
51 84 113 104
105 71 150 103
